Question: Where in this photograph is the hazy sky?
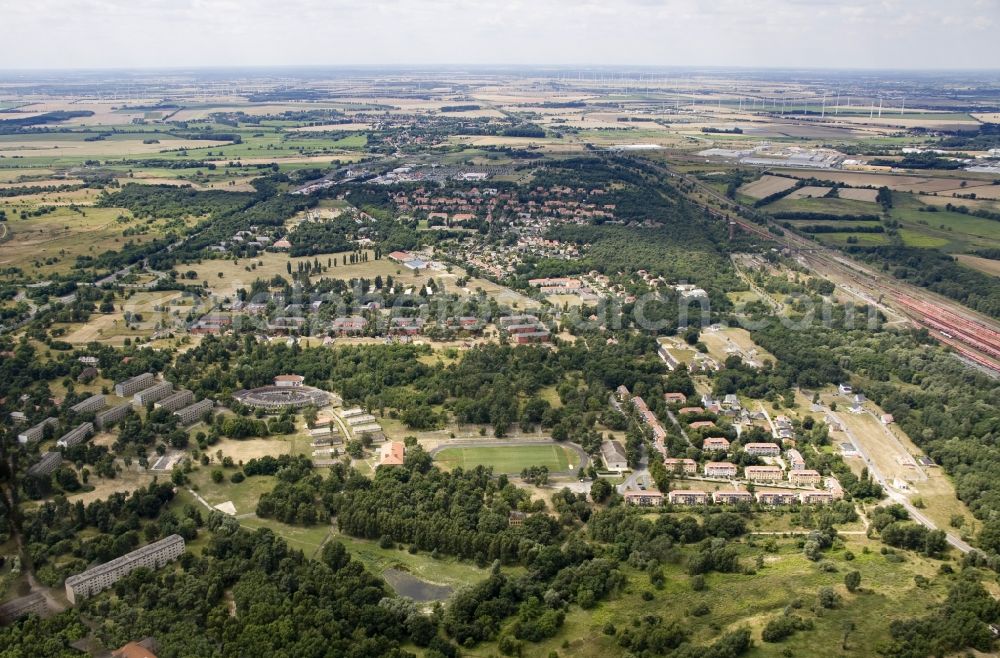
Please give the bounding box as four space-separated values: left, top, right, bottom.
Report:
2 0 998 70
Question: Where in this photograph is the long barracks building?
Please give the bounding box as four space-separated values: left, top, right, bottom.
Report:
64 535 185 604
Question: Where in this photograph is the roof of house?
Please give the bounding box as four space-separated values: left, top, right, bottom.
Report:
113 640 158 658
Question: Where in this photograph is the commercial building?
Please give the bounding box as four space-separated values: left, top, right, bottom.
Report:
133 382 174 407
17 417 58 444
96 402 132 430
668 490 708 505
704 462 738 478
600 440 628 471
114 373 155 397
744 465 784 482
64 535 185 604
154 390 194 413
70 394 106 414
56 422 94 449
174 399 214 426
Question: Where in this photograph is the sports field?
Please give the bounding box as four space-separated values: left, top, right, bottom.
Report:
434 443 576 473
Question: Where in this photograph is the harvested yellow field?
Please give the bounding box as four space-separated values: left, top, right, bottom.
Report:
0 137 230 158
837 188 879 202
736 175 797 199
956 255 1000 277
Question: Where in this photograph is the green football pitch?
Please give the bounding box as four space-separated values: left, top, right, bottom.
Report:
434 444 576 474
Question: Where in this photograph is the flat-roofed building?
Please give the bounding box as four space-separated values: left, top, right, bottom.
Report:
757 491 799 505
174 399 214 426
600 440 628 471
70 394 106 414
745 465 784 482
27 452 62 478
96 402 132 430
788 469 822 486
133 382 173 407
65 535 185 604
154 390 194 413
664 458 697 475
624 490 664 506
713 491 753 504
745 442 781 456
668 490 707 505
114 373 155 397
56 422 93 449
17 417 58 444
702 437 731 452
0 592 48 624
704 461 738 478
341 407 367 419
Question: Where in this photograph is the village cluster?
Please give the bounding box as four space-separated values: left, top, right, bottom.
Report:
609 384 844 508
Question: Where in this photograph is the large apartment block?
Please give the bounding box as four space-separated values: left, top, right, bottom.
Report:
663 458 697 475
744 465 784 482
0 592 48 624
64 534 185 604
174 399 214 426
788 469 822 486
56 422 94 449
154 390 194 413
133 381 173 407
668 490 708 505
27 452 63 478
703 461 738 478
713 491 753 504
744 442 781 456
95 402 132 430
757 491 800 505
17 417 58 444
114 372 155 397
70 394 106 414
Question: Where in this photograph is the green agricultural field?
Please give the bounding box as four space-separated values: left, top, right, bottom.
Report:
766 196 880 216
434 443 576 473
813 232 892 247
888 193 1000 252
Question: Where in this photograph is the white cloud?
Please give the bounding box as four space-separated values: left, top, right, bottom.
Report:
0 0 996 69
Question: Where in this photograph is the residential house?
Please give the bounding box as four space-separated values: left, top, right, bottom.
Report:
668 490 707 505
745 465 784 482
704 462 738 478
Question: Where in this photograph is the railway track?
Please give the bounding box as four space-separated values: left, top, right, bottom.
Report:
639 157 1000 374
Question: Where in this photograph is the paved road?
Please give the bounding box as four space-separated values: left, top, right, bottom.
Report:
616 445 649 494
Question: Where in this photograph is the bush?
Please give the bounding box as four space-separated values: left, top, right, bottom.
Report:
818 586 840 609
845 570 861 592
230 471 245 484
691 574 706 591
762 614 813 642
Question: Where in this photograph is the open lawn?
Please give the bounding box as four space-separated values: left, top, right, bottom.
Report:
331 532 491 589
434 443 575 474
473 534 951 658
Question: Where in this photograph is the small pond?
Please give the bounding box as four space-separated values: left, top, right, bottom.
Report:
382 568 454 602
